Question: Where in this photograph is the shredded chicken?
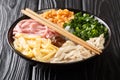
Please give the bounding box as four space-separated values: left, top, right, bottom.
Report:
50 34 105 63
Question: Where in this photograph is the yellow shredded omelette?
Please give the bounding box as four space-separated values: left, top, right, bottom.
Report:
13 33 58 62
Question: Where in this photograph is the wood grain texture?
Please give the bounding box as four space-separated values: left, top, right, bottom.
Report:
82 0 120 80
0 0 38 80
38 0 82 10
0 0 120 80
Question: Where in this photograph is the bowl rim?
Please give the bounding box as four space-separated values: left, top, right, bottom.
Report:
7 8 112 65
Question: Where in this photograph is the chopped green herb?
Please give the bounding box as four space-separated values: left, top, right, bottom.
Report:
64 12 108 40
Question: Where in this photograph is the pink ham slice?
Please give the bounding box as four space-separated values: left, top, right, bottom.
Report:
13 19 59 38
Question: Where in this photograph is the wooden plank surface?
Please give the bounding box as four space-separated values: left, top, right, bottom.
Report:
0 0 120 80
38 0 82 10
0 0 38 80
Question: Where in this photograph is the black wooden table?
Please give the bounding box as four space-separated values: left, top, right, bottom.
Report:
0 0 120 80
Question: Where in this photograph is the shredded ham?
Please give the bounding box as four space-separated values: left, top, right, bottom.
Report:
13 19 59 38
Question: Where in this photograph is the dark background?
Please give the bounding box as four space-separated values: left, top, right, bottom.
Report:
0 0 120 80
